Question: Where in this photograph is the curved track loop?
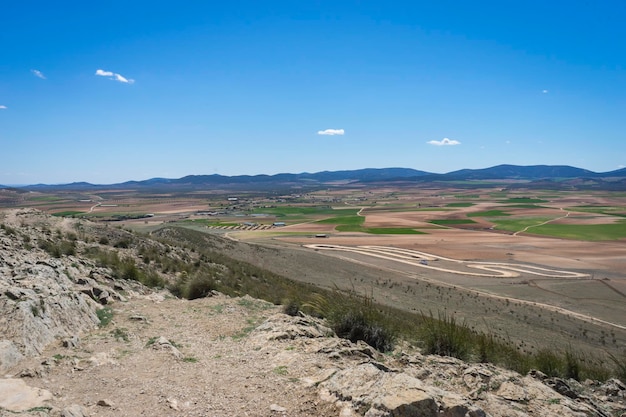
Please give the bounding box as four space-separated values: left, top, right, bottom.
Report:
304 244 588 279
304 244 626 331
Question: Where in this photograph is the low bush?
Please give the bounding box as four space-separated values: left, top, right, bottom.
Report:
534 348 564 377
184 274 217 300
420 311 472 360
304 290 396 353
96 307 113 327
282 300 301 316
333 310 394 352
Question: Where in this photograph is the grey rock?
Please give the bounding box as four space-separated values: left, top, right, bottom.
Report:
546 378 578 399
153 336 183 359
269 403 287 412
97 398 114 407
0 340 23 372
61 404 88 417
320 363 438 417
62 335 80 348
0 378 53 412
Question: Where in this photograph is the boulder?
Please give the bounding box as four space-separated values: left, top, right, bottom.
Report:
0 340 23 372
0 378 53 412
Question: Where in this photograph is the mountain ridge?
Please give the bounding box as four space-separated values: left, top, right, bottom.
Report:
3 165 626 191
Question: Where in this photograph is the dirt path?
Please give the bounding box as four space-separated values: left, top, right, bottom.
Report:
88 202 101 213
513 208 570 236
9 293 338 417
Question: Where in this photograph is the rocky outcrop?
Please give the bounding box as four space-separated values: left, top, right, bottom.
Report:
250 313 626 417
0 209 146 371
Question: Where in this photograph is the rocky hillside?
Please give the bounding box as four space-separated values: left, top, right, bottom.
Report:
0 209 625 416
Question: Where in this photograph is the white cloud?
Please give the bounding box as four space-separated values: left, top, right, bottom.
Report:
0 105 6 110
427 137 460 146
31 69 46 79
114 74 131 83
96 69 114 77
317 128 345 136
95 69 134 84
542 89 549 94
619 165 625 169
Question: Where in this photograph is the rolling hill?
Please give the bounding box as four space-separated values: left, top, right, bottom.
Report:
4 165 626 191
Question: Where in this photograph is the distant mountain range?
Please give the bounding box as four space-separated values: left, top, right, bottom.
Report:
3 165 626 191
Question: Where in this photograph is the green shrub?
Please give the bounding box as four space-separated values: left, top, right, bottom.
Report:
141 270 165 288
59 240 76 256
564 349 581 380
120 260 141 281
420 311 472 360
184 274 216 300
304 291 395 353
534 348 564 377
0 224 16 235
283 300 301 316
39 240 61 257
114 239 130 248
97 307 113 327
333 310 394 352
608 352 626 381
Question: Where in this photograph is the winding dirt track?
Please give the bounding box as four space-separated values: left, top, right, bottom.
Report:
304 244 626 331
513 208 570 236
304 244 589 278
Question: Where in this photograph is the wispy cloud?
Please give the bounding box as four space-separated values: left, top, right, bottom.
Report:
96 69 114 77
542 89 549 94
31 69 46 79
95 69 134 84
0 105 7 110
427 137 460 146
317 128 345 136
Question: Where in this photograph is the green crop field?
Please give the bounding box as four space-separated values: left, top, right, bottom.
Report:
569 206 626 217
314 212 424 234
467 210 511 217
248 206 365 224
52 211 85 217
317 213 364 226
523 221 626 241
499 198 548 203
429 219 477 225
490 217 556 232
454 194 480 199
504 204 546 209
251 206 340 218
446 202 475 207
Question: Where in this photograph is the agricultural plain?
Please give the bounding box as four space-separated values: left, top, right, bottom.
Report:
2 183 626 358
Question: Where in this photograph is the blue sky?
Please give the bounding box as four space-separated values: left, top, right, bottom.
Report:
1 1 625 185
